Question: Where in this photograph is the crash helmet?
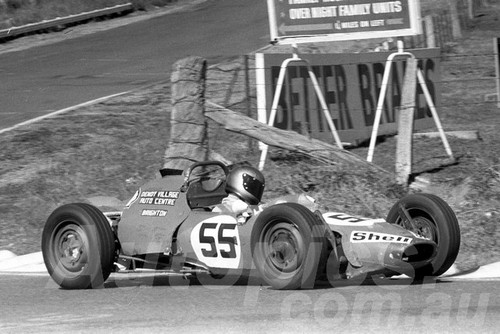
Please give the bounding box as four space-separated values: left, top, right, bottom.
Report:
225 166 265 205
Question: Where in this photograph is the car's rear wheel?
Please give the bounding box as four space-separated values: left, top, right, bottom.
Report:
42 203 116 289
386 193 460 278
251 203 326 290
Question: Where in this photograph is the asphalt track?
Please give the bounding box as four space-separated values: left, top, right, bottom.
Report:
1 250 500 333
0 0 269 130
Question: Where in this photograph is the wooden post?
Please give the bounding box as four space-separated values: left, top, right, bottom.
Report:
395 58 417 185
467 0 475 20
244 54 255 152
163 56 209 170
424 16 436 48
448 0 463 39
495 38 500 108
434 15 443 47
206 101 391 178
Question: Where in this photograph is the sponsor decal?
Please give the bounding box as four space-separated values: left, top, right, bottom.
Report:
139 190 180 206
125 190 140 208
190 216 241 269
141 209 168 217
323 212 384 226
350 231 412 244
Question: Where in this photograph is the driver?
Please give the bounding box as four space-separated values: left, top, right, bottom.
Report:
212 166 265 221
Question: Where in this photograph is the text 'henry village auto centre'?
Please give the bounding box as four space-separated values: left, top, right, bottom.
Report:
257 0 433 145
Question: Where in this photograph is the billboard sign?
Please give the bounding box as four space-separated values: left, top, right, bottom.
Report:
267 0 422 44
255 49 441 145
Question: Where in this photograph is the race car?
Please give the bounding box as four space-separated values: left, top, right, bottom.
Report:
41 160 461 290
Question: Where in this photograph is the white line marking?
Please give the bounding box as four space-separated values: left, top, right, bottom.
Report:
0 272 48 276
0 91 129 135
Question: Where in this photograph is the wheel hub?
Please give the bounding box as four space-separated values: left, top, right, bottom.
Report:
53 224 88 272
61 234 82 263
265 223 304 273
411 217 437 241
271 233 297 266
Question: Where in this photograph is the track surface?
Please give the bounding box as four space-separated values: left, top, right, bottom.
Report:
1 251 497 332
0 0 269 130
0 273 499 333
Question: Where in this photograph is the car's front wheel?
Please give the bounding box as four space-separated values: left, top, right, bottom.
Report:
42 203 116 289
386 193 460 278
251 203 326 290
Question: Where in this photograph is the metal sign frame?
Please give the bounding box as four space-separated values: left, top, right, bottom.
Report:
267 0 422 44
366 41 452 163
257 45 344 171
255 48 441 146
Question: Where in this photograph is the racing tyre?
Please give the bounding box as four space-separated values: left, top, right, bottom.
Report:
251 203 326 290
42 203 116 289
386 193 460 278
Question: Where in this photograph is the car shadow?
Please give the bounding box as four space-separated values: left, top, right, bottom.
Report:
104 270 448 289
104 269 264 288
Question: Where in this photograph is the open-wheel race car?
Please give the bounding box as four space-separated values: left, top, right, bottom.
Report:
41 161 461 290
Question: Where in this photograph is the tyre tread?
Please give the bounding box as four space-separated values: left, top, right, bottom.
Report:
42 203 116 289
251 202 326 290
386 193 460 277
